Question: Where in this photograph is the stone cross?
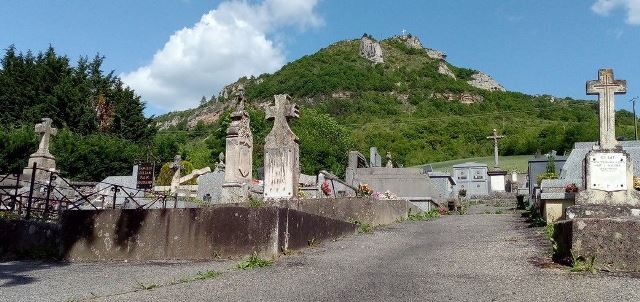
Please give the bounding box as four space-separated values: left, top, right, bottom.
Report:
264 94 300 200
402 29 407 36
385 151 393 168
486 129 504 168
35 118 57 155
587 68 627 150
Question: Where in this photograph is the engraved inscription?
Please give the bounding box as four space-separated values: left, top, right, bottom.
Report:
589 153 627 192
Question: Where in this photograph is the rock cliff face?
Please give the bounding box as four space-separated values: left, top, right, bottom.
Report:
402 35 423 49
438 62 456 79
359 36 384 64
467 72 506 91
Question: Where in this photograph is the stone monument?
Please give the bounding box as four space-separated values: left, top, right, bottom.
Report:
385 151 393 168
555 69 640 272
221 89 253 203
370 147 382 167
486 129 507 192
23 118 58 182
169 155 184 194
263 94 300 200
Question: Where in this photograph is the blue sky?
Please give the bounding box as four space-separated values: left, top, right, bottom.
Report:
1 0 640 115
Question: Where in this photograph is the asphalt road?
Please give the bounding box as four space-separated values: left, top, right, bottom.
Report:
3 213 640 302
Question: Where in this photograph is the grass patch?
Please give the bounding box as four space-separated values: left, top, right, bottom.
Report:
236 252 273 270
134 281 158 291
193 270 222 281
356 222 373 234
408 209 440 221
249 197 265 208
570 255 596 273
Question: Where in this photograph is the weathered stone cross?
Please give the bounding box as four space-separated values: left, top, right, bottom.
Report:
35 118 57 155
587 68 627 150
486 129 504 168
265 94 300 144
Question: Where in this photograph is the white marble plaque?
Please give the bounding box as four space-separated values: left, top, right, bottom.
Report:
588 152 627 192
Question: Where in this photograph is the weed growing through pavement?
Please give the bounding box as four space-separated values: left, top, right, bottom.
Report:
494 210 504 215
193 270 222 281
357 222 372 234
570 255 596 273
236 252 273 270
408 210 440 221
134 281 158 291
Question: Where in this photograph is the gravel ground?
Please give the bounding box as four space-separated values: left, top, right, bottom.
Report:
3 212 640 302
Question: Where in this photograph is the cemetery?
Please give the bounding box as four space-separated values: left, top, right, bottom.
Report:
3 5 640 298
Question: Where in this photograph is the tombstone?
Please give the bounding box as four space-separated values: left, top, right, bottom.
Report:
214 152 225 173
486 129 505 169
385 151 394 168
556 69 640 271
169 155 184 194
576 69 634 205
221 89 253 203
369 147 382 167
22 118 58 183
263 94 300 200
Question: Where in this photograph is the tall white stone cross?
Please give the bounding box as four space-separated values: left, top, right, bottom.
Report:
402 29 407 36
587 69 627 150
35 118 57 155
486 129 504 168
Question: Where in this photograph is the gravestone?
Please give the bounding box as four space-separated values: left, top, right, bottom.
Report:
263 94 300 200
556 69 640 272
221 89 253 203
23 118 58 182
169 155 184 194
576 68 635 205
486 129 507 192
385 151 394 168
369 147 382 167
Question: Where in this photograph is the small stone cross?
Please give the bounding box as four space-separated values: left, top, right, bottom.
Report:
587 69 627 150
35 118 57 155
487 129 505 168
266 95 300 142
170 155 183 173
402 29 407 36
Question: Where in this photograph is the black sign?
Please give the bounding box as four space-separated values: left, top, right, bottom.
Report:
137 163 155 189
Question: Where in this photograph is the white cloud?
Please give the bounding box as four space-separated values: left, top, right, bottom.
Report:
592 0 640 25
122 0 322 112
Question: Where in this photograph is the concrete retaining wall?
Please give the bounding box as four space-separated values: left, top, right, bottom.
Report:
1 207 357 262
0 219 62 260
282 198 421 226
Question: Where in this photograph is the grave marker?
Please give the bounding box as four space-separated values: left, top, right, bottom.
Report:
263 94 300 200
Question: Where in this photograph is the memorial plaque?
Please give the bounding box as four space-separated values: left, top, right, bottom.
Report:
136 162 155 189
588 153 627 192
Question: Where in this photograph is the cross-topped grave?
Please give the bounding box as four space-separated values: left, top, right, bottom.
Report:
169 155 183 193
23 118 58 182
263 94 300 200
577 68 635 202
587 68 627 150
35 118 57 157
486 129 504 168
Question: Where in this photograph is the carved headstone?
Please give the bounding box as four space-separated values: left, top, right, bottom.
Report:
263 94 300 200
23 118 58 182
370 147 382 167
577 69 635 205
221 89 253 203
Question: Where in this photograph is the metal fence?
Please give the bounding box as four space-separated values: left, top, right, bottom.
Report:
0 163 172 223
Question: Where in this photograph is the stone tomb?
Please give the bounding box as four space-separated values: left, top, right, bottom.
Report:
555 69 640 271
221 90 254 203
263 94 300 200
486 128 507 193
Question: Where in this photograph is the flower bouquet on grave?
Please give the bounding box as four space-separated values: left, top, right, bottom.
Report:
320 180 332 196
634 177 640 191
564 183 579 193
356 183 373 197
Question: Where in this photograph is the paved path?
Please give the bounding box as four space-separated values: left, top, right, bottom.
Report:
3 213 640 301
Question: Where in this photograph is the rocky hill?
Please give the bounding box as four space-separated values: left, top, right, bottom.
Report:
154 33 637 172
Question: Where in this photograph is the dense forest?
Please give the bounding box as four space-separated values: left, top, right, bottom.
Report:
1 37 637 181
